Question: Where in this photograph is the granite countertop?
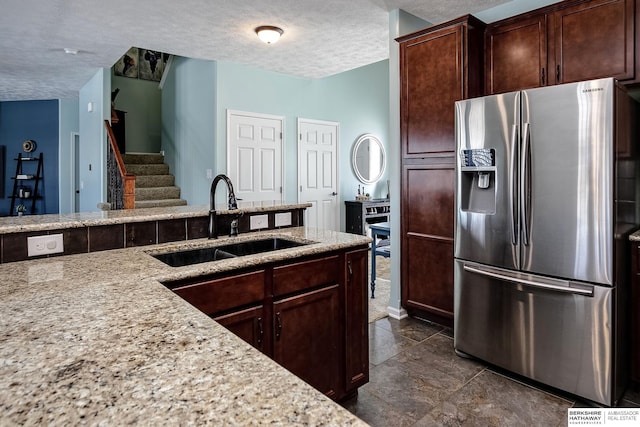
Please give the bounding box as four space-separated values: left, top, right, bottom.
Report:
0 202 311 234
628 228 640 241
0 226 370 425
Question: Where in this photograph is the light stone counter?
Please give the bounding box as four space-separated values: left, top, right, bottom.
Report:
628 228 640 241
0 227 370 426
0 202 311 234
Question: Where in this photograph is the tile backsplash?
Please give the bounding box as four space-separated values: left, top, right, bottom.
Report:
0 209 304 264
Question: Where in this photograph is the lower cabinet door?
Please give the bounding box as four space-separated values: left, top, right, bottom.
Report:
345 249 369 392
273 285 341 398
214 305 265 353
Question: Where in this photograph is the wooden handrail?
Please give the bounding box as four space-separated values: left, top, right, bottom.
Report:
104 120 136 209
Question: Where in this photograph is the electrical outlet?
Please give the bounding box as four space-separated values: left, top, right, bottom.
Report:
275 212 291 227
27 234 64 257
250 214 269 230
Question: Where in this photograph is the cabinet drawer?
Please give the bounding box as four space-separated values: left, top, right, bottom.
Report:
173 270 265 315
273 255 340 296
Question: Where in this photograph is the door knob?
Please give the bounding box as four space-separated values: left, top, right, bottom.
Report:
331 192 337 196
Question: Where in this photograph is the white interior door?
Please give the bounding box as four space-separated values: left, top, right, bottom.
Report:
298 118 339 231
227 110 284 203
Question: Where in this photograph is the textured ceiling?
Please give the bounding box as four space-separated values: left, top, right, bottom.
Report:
0 0 533 101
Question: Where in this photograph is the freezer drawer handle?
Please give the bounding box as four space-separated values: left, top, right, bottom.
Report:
463 264 594 297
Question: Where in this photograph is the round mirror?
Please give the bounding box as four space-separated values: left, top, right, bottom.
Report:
352 134 386 184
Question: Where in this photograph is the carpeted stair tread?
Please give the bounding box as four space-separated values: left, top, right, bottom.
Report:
126 163 170 175
135 199 188 209
122 153 186 209
122 153 165 164
135 186 182 201
135 175 175 188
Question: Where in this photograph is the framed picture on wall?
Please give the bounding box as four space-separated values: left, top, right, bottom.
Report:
114 47 139 78
138 49 163 81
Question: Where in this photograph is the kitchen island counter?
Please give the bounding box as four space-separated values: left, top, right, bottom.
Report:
0 227 369 425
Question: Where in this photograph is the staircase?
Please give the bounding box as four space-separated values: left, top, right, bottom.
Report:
122 153 187 209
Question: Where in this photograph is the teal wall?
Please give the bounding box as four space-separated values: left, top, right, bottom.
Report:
78 68 110 212
163 57 390 230
112 73 162 153
161 57 217 205
58 98 79 214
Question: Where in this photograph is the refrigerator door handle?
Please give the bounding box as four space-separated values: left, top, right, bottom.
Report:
510 124 519 246
463 263 594 296
520 122 531 246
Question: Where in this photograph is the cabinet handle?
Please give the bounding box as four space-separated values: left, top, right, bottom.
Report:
347 260 353 285
257 317 263 346
541 67 545 85
556 65 560 83
275 312 282 340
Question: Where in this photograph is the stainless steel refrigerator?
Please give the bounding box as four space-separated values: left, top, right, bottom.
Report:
454 78 638 406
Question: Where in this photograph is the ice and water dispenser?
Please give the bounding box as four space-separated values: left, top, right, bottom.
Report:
459 148 496 214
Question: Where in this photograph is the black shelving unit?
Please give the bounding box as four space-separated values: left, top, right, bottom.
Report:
345 199 390 235
10 152 43 215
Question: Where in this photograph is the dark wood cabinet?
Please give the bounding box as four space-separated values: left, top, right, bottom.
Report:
165 246 368 401
553 0 635 84
485 14 548 94
401 163 455 324
344 248 369 392
485 0 636 94
273 285 341 398
631 242 640 383
214 305 265 352
399 15 485 157
398 15 483 326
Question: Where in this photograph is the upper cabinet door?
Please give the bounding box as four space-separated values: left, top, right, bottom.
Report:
400 24 464 156
553 0 634 84
485 14 548 94
399 17 484 158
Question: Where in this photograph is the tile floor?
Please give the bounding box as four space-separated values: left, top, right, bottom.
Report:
341 316 640 426
346 256 640 425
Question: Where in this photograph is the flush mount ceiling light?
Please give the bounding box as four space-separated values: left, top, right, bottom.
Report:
255 26 283 44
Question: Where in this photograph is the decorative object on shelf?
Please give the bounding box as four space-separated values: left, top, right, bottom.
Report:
355 184 370 201
352 134 386 184
16 204 26 216
22 139 37 153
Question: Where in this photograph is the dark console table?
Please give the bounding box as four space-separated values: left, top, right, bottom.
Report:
345 199 390 235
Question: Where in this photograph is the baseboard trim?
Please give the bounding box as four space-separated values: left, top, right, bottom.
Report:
387 306 408 320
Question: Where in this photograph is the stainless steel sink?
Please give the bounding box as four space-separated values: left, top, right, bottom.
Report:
152 237 308 267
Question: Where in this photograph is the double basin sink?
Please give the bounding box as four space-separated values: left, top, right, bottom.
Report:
152 237 309 267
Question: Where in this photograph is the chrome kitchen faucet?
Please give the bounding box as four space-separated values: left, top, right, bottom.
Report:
208 174 238 239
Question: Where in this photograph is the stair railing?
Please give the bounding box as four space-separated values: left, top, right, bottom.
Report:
104 120 136 209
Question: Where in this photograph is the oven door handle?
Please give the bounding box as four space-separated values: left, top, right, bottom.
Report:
463 263 594 297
